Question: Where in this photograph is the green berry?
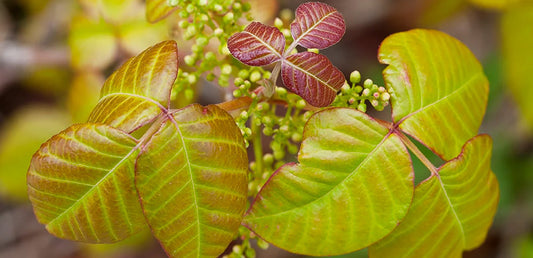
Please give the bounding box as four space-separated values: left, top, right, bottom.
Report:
363 79 373 88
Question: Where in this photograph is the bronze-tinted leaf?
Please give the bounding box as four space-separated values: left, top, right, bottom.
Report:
136 104 248 257
88 40 178 132
281 52 344 107
227 22 285 66
290 2 345 49
27 124 145 243
369 135 499 257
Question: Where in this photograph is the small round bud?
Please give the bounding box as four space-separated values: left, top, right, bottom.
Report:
381 92 391 101
362 88 370 96
371 99 379 107
187 74 197 84
240 111 248 120
354 86 363 93
275 87 287 97
196 36 208 47
350 70 361 84
274 149 285 160
282 28 292 38
357 102 367 112
280 125 289 133
348 98 355 105
378 86 386 93
234 77 244 86
167 0 179 7
206 73 215 81
250 70 262 82
363 79 373 88
307 48 319 54
296 99 307 109
341 82 350 93
184 55 195 66
213 4 223 13
232 245 243 254
274 17 283 28
223 12 235 24
373 92 380 98
263 153 274 165
233 90 242 98
233 2 242 11
291 132 302 142
178 20 189 28
214 28 224 36
186 4 195 13
263 127 273 136
221 64 232 75
179 10 189 18
238 69 249 79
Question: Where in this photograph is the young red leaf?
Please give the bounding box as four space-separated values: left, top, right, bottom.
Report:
290 2 345 49
227 22 285 66
281 52 345 107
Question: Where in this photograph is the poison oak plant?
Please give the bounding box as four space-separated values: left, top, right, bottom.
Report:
27 1 499 258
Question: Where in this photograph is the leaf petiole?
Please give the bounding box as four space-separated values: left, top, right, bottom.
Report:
396 131 438 176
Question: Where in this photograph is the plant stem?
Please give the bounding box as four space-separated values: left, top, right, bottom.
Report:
396 131 438 176
251 114 263 177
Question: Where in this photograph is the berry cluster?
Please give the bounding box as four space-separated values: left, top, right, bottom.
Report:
332 70 391 112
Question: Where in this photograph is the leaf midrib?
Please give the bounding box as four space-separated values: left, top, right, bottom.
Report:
46 139 140 228
167 115 201 257
246 131 392 220
243 30 283 60
292 9 337 47
283 58 337 92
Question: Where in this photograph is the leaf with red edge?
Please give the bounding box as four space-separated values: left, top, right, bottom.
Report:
281 52 345 107
227 22 285 66
290 2 345 49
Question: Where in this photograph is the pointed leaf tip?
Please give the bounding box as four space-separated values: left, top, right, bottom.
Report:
88 40 178 132
228 22 285 66
281 52 344 107
291 2 345 49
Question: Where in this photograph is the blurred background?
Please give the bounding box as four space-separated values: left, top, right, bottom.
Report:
0 0 532 257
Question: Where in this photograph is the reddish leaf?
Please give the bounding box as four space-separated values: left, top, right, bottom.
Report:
290 2 345 49
281 52 344 107
227 22 285 66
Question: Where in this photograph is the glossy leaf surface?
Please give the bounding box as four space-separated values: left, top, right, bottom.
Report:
379 29 488 160
227 22 285 66
88 40 178 132
290 2 345 49
369 135 499 257
136 104 248 257
281 52 345 107
146 0 178 23
244 108 414 255
27 124 145 243
502 3 533 129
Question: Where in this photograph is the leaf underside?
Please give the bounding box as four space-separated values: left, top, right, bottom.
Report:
290 2 345 49
227 21 285 66
88 40 178 133
379 29 488 160
146 0 178 23
369 135 499 257
281 52 345 107
27 123 145 243
244 108 414 255
136 104 248 258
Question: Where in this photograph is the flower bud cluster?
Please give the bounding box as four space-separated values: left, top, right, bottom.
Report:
332 70 391 112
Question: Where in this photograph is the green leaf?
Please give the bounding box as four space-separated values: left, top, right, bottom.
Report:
146 0 178 23
136 104 248 257
379 29 489 160
502 3 533 130
27 123 145 243
0 106 70 202
88 40 178 133
368 135 499 257
244 108 414 255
